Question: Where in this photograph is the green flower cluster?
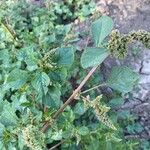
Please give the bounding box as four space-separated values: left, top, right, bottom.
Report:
22 125 45 150
108 30 150 59
83 95 117 130
129 30 150 49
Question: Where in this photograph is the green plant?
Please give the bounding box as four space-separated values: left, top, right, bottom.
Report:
0 0 150 150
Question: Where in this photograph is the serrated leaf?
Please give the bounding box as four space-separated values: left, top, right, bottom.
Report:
7 68 28 90
56 47 74 67
48 67 67 83
43 85 61 108
107 67 139 93
17 46 38 71
32 72 51 95
81 47 109 68
0 101 18 126
91 15 113 46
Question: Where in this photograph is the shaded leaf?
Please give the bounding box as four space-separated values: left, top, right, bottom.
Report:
56 47 74 67
43 85 61 108
32 72 51 95
74 102 85 115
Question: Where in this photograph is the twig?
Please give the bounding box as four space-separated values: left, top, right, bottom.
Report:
0 21 16 41
81 83 107 94
49 140 65 150
41 65 99 132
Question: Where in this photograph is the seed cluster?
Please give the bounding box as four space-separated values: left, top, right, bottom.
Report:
129 30 150 48
39 49 57 69
108 30 150 59
22 125 45 150
83 95 117 130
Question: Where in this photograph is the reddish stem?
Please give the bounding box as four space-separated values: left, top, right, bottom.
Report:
41 65 98 132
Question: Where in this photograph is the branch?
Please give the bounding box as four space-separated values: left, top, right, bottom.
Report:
81 83 106 94
49 140 65 150
1 21 16 41
41 65 99 132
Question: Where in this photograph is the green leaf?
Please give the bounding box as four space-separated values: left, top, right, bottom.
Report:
0 101 18 126
32 72 51 95
107 67 139 93
91 15 113 46
17 46 38 71
0 123 5 137
51 130 62 141
78 126 89 136
74 102 85 116
108 98 124 108
81 47 109 68
56 47 74 67
0 49 10 67
48 67 67 83
43 85 61 108
7 68 28 90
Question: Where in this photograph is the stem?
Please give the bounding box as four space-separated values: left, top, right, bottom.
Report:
1 21 16 41
81 83 107 94
49 140 65 150
41 65 99 132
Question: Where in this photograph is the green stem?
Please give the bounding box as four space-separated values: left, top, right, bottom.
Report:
81 83 107 94
41 65 99 132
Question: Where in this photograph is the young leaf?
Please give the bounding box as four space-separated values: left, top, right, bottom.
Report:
91 15 113 46
32 72 51 95
81 47 109 68
107 67 139 93
56 47 74 67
